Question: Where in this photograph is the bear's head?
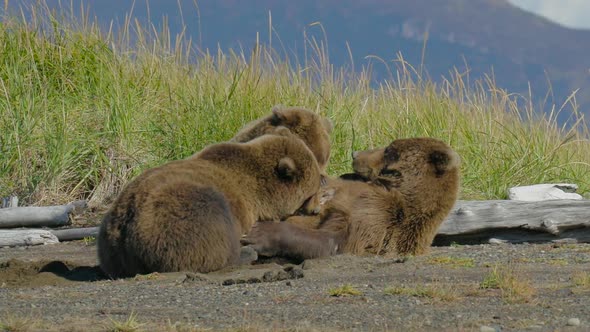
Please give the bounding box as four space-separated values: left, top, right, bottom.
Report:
231 105 332 172
350 137 461 201
347 137 461 256
202 133 323 221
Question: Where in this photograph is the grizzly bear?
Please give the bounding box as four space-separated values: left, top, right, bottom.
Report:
231 105 332 172
97 133 322 279
241 137 461 260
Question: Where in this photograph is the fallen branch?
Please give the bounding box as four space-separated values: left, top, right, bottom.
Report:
0 229 59 247
51 227 99 241
434 199 590 245
0 200 87 228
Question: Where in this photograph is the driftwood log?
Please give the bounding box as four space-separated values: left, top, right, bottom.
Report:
0 227 99 247
39 199 590 245
0 200 87 228
433 199 590 245
50 227 99 241
0 229 59 247
1 199 590 247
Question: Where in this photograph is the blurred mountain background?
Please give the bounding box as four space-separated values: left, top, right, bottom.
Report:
5 0 590 126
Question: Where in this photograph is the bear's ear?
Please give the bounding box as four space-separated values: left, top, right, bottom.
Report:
270 106 287 126
384 145 400 163
277 157 298 180
429 149 460 175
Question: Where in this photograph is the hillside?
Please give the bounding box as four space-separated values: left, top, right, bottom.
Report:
0 1 588 205
10 0 590 124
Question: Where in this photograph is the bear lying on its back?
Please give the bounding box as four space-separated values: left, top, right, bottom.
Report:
98 134 322 279
242 137 461 260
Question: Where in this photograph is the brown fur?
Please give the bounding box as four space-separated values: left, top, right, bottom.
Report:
231 105 332 172
98 134 322 278
241 137 461 260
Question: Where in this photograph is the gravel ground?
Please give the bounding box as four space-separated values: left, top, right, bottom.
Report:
1 240 589 332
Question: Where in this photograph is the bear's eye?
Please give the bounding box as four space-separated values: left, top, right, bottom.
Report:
380 169 401 177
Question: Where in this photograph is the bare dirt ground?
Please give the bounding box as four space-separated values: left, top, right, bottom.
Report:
1 239 589 332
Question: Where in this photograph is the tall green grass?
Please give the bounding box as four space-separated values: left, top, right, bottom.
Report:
0 3 588 205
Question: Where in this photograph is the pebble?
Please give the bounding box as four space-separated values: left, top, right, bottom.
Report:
480 326 496 332
489 238 508 245
567 318 580 326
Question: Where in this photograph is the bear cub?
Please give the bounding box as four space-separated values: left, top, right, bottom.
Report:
231 105 332 172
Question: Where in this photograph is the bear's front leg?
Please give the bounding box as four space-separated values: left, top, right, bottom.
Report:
242 221 342 260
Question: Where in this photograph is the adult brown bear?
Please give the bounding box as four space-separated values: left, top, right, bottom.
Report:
242 137 461 260
98 133 322 278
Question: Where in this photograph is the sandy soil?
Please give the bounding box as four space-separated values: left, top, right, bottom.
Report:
0 240 589 332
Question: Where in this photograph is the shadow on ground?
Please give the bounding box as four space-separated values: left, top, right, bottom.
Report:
0 259 106 287
0 256 309 288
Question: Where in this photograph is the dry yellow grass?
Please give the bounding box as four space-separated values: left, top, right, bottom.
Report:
426 256 475 268
572 271 590 289
0 312 37 332
106 312 145 332
480 264 536 304
328 284 363 297
384 282 460 302
0 1 589 205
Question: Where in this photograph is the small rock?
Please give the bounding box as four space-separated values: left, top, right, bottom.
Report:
222 279 236 286
275 270 290 281
508 183 582 201
239 246 258 264
480 326 496 332
489 238 508 245
527 325 543 330
183 273 208 283
247 277 261 284
287 267 304 279
285 281 292 286
262 271 276 282
392 256 409 263
567 318 580 326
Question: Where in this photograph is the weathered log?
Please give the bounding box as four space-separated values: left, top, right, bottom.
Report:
1 195 18 208
0 200 87 228
50 227 99 241
0 229 59 247
4 200 588 247
433 199 590 245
